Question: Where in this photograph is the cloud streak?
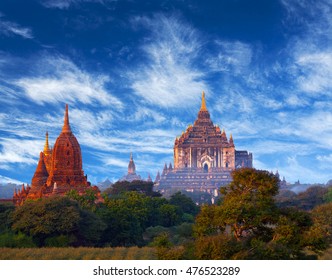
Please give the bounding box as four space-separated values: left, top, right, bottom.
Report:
130 14 208 108
0 17 33 39
41 0 108 9
15 56 123 107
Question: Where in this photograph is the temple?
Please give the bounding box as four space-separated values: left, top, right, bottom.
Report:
119 153 152 182
13 105 99 205
154 92 253 199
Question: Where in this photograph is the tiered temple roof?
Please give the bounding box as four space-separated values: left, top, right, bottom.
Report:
155 91 253 200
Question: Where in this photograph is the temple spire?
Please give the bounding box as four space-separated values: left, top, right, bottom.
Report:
200 91 207 111
62 104 71 133
43 132 50 155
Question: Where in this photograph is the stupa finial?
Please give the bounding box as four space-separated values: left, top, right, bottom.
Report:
62 104 71 133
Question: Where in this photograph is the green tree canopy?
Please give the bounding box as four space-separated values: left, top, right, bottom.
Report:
169 191 199 217
11 196 105 246
219 168 279 240
192 168 327 259
105 180 161 197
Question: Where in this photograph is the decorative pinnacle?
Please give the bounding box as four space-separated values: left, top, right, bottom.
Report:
43 131 50 155
130 152 133 161
200 91 207 111
62 104 71 133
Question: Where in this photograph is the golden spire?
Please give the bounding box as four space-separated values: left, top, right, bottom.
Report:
62 104 71 133
43 131 50 155
200 91 207 111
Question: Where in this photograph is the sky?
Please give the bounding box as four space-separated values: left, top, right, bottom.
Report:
0 0 332 186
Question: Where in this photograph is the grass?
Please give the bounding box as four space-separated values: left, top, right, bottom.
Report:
0 247 157 260
1 245 331 260
319 246 332 260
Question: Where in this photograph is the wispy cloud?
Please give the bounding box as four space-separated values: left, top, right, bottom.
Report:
295 52 332 94
0 17 33 39
0 175 24 185
41 0 109 9
0 138 42 165
15 56 122 107
207 40 253 74
130 14 208 108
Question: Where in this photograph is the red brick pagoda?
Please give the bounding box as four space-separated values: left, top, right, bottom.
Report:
13 105 98 205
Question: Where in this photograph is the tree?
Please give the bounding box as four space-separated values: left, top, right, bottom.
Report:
0 202 15 233
159 204 181 227
295 186 327 210
66 188 99 211
324 186 332 203
193 205 223 237
169 192 199 217
105 180 161 197
11 196 105 246
192 168 327 259
219 168 279 240
309 202 332 244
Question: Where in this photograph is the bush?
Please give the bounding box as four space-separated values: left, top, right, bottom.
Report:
0 232 36 248
44 235 76 248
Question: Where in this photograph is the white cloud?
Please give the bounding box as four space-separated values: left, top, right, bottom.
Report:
41 0 108 9
0 18 33 39
101 157 128 168
130 14 208 108
295 52 332 94
285 93 309 107
69 108 114 133
207 40 253 74
281 0 332 99
250 140 311 156
0 138 42 165
126 107 166 124
15 56 122 107
0 175 24 185
283 156 329 183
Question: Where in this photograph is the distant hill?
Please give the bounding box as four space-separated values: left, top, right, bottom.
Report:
97 179 113 190
0 183 20 199
0 175 25 199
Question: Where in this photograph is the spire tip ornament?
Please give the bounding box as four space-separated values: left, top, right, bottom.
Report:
200 91 207 111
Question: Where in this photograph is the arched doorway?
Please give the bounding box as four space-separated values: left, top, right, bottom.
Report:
204 163 209 173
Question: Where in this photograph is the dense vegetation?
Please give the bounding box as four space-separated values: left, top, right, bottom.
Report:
1 171 332 260
0 180 198 249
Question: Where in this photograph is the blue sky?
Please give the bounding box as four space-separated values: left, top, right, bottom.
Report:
0 0 332 185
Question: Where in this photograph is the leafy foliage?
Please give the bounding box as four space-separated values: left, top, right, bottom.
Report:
66 189 99 211
11 196 105 246
324 186 332 203
219 168 279 240
309 202 332 246
0 232 36 248
105 180 161 197
275 186 328 210
193 168 327 259
0 202 15 233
